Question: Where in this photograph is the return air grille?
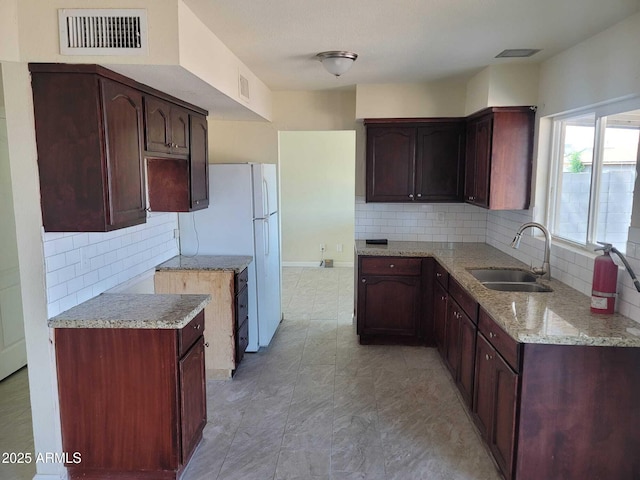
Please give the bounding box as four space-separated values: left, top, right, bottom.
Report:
58 9 148 56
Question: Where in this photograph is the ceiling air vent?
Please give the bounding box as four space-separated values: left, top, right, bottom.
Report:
58 9 148 56
238 72 250 103
495 49 541 58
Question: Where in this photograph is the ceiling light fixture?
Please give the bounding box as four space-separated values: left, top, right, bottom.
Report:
316 51 358 77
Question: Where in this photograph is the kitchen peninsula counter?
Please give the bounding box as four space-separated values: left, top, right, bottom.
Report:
157 254 253 273
356 240 640 347
47 293 210 329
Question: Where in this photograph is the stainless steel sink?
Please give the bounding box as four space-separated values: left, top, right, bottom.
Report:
481 282 553 293
468 268 538 283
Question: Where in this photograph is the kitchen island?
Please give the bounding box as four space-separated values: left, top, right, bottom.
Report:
356 241 640 480
49 293 211 480
155 255 253 378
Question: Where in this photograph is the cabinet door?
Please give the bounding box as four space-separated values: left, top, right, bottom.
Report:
457 313 477 407
444 300 461 377
101 79 146 230
189 114 209 210
433 281 448 357
491 351 518 479
144 96 172 153
465 115 492 207
473 333 518 480
357 275 420 337
415 123 464 201
179 337 206 465
170 107 190 155
366 127 416 202
473 333 494 439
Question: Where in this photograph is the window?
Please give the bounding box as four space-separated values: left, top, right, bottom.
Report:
549 101 640 252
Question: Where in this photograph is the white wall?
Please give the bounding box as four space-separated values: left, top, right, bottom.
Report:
279 131 355 266
0 0 19 61
355 79 468 119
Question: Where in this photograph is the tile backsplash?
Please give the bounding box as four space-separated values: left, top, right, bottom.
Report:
43 212 179 318
355 196 487 242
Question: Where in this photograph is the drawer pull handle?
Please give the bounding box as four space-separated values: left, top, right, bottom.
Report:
436 273 442 278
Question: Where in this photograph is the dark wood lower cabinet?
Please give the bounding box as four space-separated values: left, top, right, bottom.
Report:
474 333 518 479
55 313 206 480
433 281 448 357
356 256 433 345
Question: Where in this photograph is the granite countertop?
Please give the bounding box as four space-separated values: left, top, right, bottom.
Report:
48 293 211 329
156 255 253 273
356 240 640 348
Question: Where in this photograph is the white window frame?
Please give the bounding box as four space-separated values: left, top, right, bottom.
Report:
547 96 640 251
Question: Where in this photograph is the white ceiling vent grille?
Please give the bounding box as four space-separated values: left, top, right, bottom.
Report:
238 72 250 103
58 9 148 56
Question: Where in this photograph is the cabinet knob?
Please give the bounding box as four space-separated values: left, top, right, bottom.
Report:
195 200 200 205
194 323 201 330
441 295 446 301
205 342 210 348
485 354 491 361
417 193 422 198
408 194 414 199
489 332 495 338
389 264 395 268
362 278 366 283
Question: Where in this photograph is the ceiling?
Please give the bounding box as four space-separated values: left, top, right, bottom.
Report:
183 0 640 91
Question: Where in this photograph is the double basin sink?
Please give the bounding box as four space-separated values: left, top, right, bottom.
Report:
469 268 553 293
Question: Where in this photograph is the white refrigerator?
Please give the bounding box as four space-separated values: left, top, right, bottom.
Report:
178 163 281 351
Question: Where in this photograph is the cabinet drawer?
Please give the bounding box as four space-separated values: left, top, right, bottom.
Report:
235 268 248 293
178 310 205 357
478 308 520 372
449 277 478 322
435 262 449 288
236 319 249 364
360 257 422 276
235 286 249 330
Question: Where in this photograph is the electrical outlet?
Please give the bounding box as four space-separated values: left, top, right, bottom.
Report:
320 243 326 251
336 244 343 252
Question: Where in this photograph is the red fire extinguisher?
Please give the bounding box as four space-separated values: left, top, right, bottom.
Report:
591 243 618 314
591 242 640 314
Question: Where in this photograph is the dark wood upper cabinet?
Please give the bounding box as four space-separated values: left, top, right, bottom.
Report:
30 65 146 232
365 118 465 203
144 96 190 156
147 113 209 212
189 114 209 210
30 63 209 230
464 106 535 210
366 126 416 202
415 122 465 201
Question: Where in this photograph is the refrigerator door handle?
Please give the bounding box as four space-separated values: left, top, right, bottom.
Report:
262 218 270 257
263 178 269 217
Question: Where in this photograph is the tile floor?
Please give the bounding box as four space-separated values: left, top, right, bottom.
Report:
0 367 36 480
183 267 501 480
0 266 501 480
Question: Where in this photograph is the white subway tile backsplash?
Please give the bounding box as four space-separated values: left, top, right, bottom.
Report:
43 212 179 318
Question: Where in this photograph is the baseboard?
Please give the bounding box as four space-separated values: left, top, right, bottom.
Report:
282 261 354 268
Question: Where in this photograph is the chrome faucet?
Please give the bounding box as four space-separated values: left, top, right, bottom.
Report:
510 222 551 280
